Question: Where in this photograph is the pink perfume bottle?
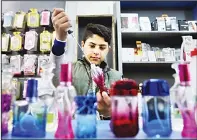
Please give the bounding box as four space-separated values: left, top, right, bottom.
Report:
54 63 76 139
176 63 197 138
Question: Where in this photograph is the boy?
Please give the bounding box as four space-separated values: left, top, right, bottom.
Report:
50 8 122 119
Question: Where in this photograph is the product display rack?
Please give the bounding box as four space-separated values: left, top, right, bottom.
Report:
115 1 197 86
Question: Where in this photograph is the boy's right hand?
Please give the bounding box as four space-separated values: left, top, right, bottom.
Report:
52 8 71 41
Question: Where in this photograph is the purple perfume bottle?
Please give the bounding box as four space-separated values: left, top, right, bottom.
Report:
54 63 76 139
2 64 13 136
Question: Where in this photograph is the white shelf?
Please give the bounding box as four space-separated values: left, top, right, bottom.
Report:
123 61 178 64
121 30 197 38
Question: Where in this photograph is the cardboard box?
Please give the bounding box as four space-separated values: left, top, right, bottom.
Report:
121 13 140 31
178 20 189 31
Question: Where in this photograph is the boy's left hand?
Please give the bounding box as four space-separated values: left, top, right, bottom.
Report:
96 91 111 117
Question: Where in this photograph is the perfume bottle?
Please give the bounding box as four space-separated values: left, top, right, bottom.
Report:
11 79 47 137
141 79 172 137
54 63 76 139
109 79 139 137
74 96 97 138
170 63 181 118
2 64 13 136
37 62 56 132
176 63 197 138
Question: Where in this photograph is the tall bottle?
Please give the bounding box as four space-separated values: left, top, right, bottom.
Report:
37 62 56 132
54 63 76 139
11 79 47 137
176 63 197 138
170 63 182 119
2 64 13 136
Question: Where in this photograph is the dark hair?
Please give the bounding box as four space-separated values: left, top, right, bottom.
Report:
82 23 112 45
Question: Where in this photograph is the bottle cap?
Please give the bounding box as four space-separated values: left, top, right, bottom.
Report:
142 79 170 96
60 63 72 84
191 48 197 57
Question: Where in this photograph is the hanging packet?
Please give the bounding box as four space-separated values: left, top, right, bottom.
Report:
23 54 37 76
10 32 23 51
24 30 38 51
40 9 51 27
13 11 26 29
27 8 40 28
40 30 52 52
3 11 14 29
2 33 10 52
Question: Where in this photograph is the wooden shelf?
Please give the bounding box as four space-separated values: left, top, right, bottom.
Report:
121 30 197 38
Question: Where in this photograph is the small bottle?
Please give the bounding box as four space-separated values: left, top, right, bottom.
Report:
176 63 197 138
109 79 139 137
54 63 76 139
141 79 172 137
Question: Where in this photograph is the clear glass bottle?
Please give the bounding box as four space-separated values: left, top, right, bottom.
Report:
170 63 181 119
175 63 197 138
11 79 47 138
54 63 76 139
110 79 139 137
141 79 172 137
2 64 13 136
37 62 57 132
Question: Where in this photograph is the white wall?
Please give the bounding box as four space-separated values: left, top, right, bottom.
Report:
2 1 66 13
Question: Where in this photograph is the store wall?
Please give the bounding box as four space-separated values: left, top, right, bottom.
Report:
2 1 115 63
2 1 66 13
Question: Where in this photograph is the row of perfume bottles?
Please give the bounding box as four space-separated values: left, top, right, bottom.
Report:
2 62 197 138
2 54 50 76
2 9 53 29
2 30 56 52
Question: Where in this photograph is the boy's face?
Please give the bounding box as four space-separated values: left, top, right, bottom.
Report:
81 34 109 65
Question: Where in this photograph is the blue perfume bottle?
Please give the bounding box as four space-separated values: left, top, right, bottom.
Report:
11 79 47 138
141 79 172 137
74 96 97 138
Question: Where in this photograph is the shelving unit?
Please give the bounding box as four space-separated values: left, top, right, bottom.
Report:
115 1 197 86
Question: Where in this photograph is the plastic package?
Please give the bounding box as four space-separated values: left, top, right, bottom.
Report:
40 10 51 27
37 55 51 76
3 11 14 29
10 55 22 75
27 8 40 28
2 54 10 64
10 32 23 51
23 54 37 76
142 79 172 137
40 30 52 52
2 33 10 52
13 11 26 29
24 30 38 51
